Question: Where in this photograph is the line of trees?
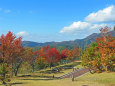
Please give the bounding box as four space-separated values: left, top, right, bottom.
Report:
35 45 81 69
0 31 80 85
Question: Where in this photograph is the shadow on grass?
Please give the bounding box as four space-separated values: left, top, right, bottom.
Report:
18 75 59 79
0 82 24 86
39 70 64 74
2 82 25 86
11 82 24 85
22 78 53 81
39 62 81 74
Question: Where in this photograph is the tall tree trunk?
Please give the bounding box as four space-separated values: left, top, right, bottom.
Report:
2 68 6 85
14 69 18 76
50 62 53 69
14 61 22 76
50 64 51 69
105 65 108 72
31 64 34 72
11 63 13 77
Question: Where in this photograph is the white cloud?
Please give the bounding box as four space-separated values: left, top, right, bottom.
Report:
60 5 114 38
89 24 107 30
4 9 11 13
60 21 107 38
85 5 115 23
16 31 29 36
60 21 91 33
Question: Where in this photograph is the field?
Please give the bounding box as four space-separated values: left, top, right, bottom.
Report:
0 62 115 86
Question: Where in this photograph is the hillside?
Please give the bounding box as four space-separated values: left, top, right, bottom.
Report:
22 31 115 49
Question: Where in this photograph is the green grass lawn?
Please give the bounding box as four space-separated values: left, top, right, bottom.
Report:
0 62 115 86
0 72 114 86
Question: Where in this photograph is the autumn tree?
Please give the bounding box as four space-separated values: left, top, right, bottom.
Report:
66 49 72 61
60 48 68 64
71 47 80 60
24 47 36 72
96 26 115 71
35 46 61 68
45 47 61 68
13 49 24 76
81 42 102 73
0 31 23 77
82 26 115 73
61 47 80 63
35 46 49 69
36 57 46 70
0 31 23 86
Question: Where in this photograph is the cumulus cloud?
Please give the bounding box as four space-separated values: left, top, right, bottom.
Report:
60 21 107 33
60 5 114 38
60 21 107 38
16 31 29 36
85 5 115 23
4 9 11 13
60 21 91 33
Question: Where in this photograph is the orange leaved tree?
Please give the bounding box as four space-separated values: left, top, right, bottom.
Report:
96 26 115 71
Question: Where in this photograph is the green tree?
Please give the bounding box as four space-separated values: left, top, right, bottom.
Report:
81 43 102 73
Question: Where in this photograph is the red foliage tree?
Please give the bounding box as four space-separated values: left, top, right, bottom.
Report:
72 47 80 60
45 47 61 68
60 48 68 59
0 31 23 76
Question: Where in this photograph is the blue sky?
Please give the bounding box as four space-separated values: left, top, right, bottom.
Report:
0 0 115 42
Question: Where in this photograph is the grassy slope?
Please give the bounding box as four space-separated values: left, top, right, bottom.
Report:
2 72 114 86
37 61 82 77
0 62 115 86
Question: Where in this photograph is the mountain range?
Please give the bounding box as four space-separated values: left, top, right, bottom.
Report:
22 31 115 49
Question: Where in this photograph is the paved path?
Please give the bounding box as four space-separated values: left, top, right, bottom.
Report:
59 68 89 79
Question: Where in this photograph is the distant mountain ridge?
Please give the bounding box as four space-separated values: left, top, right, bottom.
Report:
22 31 115 49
